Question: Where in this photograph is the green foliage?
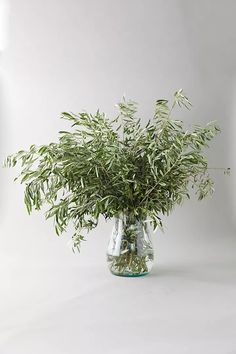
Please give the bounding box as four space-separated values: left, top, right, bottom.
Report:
4 90 228 251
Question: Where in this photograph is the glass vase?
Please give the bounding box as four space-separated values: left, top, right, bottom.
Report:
107 213 154 277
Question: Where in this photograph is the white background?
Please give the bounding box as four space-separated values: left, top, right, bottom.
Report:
0 1 236 353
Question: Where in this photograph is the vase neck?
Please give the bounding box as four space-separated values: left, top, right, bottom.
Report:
114 212 148 226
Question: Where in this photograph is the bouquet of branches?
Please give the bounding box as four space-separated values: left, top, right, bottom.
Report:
5 89 228 252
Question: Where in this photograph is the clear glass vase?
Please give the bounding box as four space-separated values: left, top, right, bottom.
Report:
107 213 154 277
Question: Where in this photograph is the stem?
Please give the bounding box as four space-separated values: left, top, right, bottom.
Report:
207 167 230 170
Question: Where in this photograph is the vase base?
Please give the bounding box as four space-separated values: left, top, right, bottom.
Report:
110 271 150 277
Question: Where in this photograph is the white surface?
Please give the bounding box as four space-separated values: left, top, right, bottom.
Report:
1 0 236 353
0 0 9 51
0 234 236 354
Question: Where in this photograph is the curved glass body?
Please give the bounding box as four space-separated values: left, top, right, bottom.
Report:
107 213 154 277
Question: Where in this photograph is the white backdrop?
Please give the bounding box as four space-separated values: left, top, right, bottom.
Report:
1 1 236 353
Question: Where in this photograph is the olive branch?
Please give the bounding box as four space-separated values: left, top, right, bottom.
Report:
4 90 229 251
